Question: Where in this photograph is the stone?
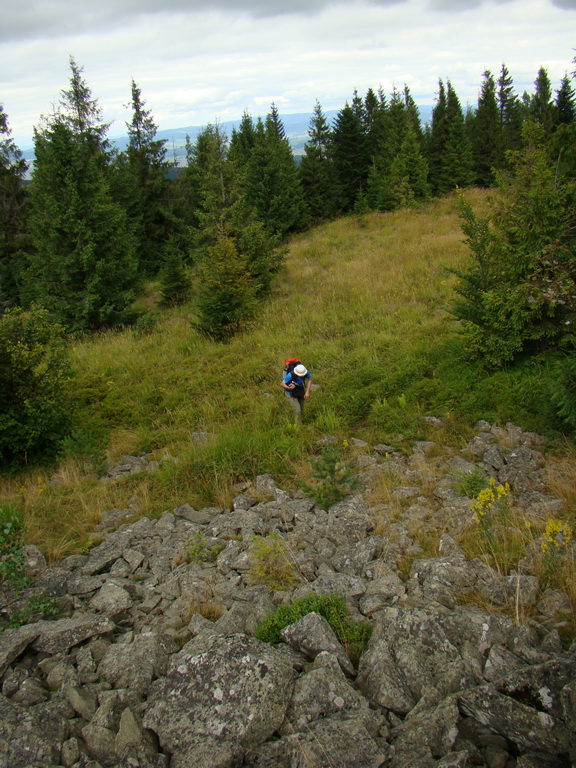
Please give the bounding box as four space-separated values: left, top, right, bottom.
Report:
284 657 373 729
31 616 116 654
458 684 569 754
0 695 69 768
82 723 118 767
357 606 475 715
67 685 98 721
98 632 177 696
143 634 294 765
254 716 389 768
0 623 41 676
281 612 355 676
89 582 133 615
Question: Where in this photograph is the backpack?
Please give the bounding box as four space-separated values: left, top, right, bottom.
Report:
282 358 301 377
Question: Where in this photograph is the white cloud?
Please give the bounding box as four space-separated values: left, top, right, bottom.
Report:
1 0 574 148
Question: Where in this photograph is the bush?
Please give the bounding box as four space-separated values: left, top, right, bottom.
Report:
255 593 372 666
0 505 27 605
0 306 72 467
550 354 576 430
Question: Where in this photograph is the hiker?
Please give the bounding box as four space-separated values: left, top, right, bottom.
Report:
281 361 312 424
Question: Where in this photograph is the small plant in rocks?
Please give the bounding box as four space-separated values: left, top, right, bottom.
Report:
463 478 536 576
0 505 59 628
454 467 489 498
301 443 359 509
248 532 300 591
0 506 28 610
186 532 225 563
540 518 573 590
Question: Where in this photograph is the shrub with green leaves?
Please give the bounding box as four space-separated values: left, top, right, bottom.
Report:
550 354 576 430
0 506 28 610
255 593 372 666
0 306 72 467
0 505 61 627
301 443 359 509
448 124 576 367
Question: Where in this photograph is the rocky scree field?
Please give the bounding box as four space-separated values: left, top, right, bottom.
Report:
0 418 575 768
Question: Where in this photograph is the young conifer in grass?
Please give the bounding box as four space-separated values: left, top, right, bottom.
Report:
193 235 256 341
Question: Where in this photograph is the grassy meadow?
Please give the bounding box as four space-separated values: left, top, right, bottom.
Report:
1 189 574 565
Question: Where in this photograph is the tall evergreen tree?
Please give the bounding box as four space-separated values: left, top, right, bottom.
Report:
444 81 475 189
427 80 450 194
471 71 502 186
25 60 137 331
497 64 523 155
193 235 256 341
112 80 172 274
555 73 576 125
299 101 340 221
330 103 369 211
0 105 28 308
531 66 555 135
245 105 308 237
228 110 257 170
449 122 575 366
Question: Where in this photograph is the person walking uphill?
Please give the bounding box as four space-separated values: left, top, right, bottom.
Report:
281 362 312 424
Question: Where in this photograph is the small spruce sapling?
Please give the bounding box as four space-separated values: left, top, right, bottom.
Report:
301 443 359 509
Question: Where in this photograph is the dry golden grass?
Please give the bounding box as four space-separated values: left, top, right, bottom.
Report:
545 443 576 525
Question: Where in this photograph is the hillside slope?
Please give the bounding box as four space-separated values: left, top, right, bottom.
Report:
1 190 570 558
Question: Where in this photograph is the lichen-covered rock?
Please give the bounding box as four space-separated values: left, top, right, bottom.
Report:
143 634 294 765
98 632 177 695
283 652 375 730
357 606 476 715
0 694 69 768
249 716 389 768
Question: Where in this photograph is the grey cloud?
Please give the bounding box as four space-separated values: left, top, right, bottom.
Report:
2 0 399 43
3 0 574 44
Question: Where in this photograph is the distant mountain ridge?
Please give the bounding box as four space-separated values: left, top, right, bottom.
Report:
21 106 434 167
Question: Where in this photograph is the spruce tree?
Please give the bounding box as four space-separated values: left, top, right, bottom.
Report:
187 123 281 299
555 74 576 125
26 60 138 331
330 103 369 211
0 105 28 309
449 122 575 366
229 110 257 168
471 71 502 186
299 101 340 221
497 64 523 156
112 80 172 274
445 82 475 189
428 80 450 194
193 235 256 341
531 66 555 135
245 105 308 237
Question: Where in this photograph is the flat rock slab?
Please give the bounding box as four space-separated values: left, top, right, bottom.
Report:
30 615 115 654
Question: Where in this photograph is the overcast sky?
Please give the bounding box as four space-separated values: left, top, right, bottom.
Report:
1 0 575 149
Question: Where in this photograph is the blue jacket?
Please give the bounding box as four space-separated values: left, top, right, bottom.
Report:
284 371 311 397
